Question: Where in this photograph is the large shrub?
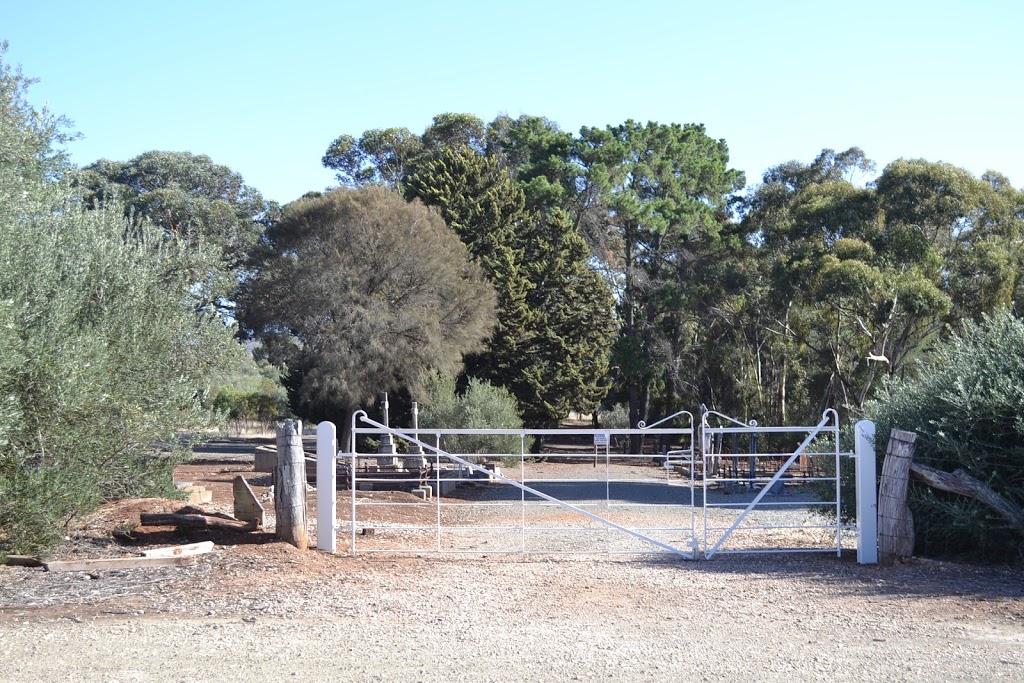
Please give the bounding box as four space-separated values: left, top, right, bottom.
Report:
0 45 239 555
0 187 241 555
418 372 528 462
863 311 1024 563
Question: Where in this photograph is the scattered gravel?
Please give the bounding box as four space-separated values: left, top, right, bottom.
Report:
2 547 1022 682
2 442 1021 682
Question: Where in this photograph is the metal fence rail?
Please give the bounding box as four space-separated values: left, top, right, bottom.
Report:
700 409 847 559
314 410 879 563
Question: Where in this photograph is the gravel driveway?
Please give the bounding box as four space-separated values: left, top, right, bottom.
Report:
2 440 1021 682
2 548 1022 682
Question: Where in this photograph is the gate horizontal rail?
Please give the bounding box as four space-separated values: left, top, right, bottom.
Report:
345 412 697 558
314 411 879 563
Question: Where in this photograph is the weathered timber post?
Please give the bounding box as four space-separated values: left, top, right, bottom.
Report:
877 429 917 566
275 419 308 550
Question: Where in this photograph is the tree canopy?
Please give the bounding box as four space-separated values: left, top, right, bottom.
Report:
742 149 1024 414
237 185 497 426
78 150 277 310
321 113 1024 439
0 45 241 554
405 145 616 427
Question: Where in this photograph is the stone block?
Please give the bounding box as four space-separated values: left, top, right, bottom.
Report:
254 445 277 472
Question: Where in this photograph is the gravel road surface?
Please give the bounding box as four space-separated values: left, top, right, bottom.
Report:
2 549 1022 683
2 438 1021 682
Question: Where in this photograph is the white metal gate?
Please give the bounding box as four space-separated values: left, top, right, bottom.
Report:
315 409 878 562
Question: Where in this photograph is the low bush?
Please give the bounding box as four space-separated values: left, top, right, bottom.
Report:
418 372 529 465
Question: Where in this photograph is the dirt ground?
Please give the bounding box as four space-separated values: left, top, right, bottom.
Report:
1 437 1022 682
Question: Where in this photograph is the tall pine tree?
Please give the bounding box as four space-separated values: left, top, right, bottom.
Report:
406 146 615 427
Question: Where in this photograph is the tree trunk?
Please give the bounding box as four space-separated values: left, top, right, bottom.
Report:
628 384 642 455
878 429 917 566
275 419 308 550
910 462 1024 531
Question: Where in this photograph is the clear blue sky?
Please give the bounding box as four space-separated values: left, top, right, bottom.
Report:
4 0 1022 204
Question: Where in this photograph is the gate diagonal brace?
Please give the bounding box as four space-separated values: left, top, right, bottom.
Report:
353 413 696 560
704 411 835 560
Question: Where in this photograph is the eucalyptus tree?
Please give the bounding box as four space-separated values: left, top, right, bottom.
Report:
237 186 496 436
322 127 424 188
422 113 487 152
79 151 276 311
743 149 1024 415
322 113 488 190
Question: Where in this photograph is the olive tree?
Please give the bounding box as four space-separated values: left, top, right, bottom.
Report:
0 44 241 556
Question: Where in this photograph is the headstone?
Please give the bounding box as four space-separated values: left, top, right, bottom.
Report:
233 475 265 527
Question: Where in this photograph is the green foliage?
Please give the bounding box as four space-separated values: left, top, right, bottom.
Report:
577 120 745 432
0 41 77 184
485 115 577 214
422 113 486 152
598 403 631 451
322 127 424 187
237 186 497 425
322 113 487 190
207 350 288 420
0 47 242 555
0 195 240 554
417 372 528 463
741 149 1024 418
321 114 1024 460
78 151 277 311
405 146 616 426
863 311 1024 562
211 389 281 422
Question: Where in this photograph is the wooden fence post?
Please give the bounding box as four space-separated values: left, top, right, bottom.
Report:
275 419 308 550
877 429 916 566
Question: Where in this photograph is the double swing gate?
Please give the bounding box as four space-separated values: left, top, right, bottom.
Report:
315 408 879 563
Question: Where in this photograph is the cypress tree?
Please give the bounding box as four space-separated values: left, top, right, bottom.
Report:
406 146 615 427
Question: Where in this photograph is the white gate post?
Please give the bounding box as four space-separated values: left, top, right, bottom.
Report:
316 421 338 553
854 420 878 564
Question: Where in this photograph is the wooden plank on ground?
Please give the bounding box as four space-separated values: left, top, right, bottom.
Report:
3 555 44 567
140 513 257 532
44 556 196 572
141 541 215 558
